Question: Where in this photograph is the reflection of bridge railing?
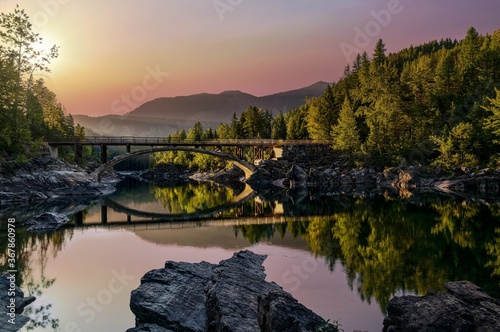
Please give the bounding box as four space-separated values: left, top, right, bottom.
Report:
73 215 316 229
46 137 335 146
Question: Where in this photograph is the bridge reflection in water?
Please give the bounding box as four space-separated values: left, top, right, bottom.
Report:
72 184 300 228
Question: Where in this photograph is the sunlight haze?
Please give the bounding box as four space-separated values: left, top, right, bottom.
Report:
1 0 499 116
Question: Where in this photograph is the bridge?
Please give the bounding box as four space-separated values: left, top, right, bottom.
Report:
45 137 335 181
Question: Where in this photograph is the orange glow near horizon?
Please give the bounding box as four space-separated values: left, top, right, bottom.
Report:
1 1 499 117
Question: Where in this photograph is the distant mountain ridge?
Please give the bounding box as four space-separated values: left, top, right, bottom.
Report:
74 81 329 137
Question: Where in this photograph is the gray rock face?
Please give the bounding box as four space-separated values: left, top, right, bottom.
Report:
383 281 500 332
0 274 36 332
287 165 309 188
24 212 70 233
0 156 116 204
129 250 335 332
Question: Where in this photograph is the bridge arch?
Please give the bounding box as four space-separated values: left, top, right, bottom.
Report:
101 183 255 221
94 146 256 182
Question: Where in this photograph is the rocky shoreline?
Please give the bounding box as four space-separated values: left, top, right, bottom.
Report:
0 155 118 204
244 159 500 199
3 153 499 206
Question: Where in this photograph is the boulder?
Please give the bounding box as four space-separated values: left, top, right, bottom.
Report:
129 250 335 332
24 212 69 233
0 273 36 332
287 165 309 188
383 281 500 332
246 168 273 189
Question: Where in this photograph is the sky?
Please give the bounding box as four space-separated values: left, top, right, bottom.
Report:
1 0 500 117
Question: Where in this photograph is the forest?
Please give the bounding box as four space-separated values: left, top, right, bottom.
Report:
160 26 500 171
0 6 84 163
2 5 500 172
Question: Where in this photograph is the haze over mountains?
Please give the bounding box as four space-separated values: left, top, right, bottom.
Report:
74 82 328 137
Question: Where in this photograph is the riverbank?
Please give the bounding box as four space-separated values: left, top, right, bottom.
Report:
0 155 118 204
244 159 500 199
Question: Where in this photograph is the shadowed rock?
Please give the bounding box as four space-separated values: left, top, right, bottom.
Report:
24 212 69 233
383 281 500 332
128 250 335 332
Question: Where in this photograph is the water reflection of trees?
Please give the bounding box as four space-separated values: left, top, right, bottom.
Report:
153 182 235 214
234 196 500 313
0 225 73 329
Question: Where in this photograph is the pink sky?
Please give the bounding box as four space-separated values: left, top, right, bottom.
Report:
1 0 499 117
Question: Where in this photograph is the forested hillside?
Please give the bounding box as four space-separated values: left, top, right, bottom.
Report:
0 6 83 162
165 27 500 171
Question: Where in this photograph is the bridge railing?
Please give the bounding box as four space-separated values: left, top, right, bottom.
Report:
47 136 335 145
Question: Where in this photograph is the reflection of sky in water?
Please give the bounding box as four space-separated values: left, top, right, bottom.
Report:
24 227 384 332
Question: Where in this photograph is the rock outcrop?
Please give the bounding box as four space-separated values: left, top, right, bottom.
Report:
0 274 36 332
128 250 335 332
23 212 70 233
383 281 500 332
0 156 117 204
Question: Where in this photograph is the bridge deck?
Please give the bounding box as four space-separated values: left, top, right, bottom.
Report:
47 137 334 146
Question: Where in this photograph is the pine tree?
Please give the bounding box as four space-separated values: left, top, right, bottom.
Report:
483 88 500 144
373 39 387 68
331 97 361 157
271 111 287 139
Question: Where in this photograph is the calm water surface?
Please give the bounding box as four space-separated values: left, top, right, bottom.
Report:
1 177 500 332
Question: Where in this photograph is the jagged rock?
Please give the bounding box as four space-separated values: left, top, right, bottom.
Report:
0 156 116 204
246 168 273 189
24 212 69 233
129 250 335 332
383 281 500 332
287 165 309 188
0 273 36 332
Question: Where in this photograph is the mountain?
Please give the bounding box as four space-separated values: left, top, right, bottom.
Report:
74 82 328 137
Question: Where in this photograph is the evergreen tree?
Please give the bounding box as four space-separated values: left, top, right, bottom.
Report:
331 97 361 157
483 88 500 145
373 39 387 68
271 111 287 139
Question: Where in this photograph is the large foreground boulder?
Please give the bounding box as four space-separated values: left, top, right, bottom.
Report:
128 250 335 332
0 273 36 332
383 281 500 331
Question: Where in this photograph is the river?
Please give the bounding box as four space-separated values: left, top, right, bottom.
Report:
1 177 500 332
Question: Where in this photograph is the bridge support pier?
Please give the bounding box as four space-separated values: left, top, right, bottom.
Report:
126 144 131 153
101 205 108 224
48 145 59 158
75 211 83 226
74 143 82 164
101 144 107 163
235 146 244 160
